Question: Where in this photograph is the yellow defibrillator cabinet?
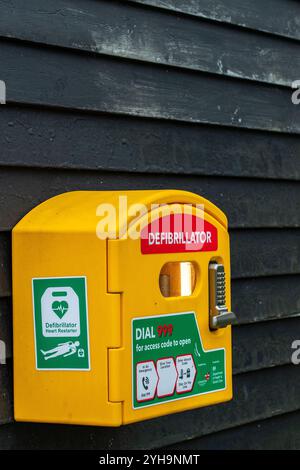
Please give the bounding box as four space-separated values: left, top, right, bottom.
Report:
13 190 235 426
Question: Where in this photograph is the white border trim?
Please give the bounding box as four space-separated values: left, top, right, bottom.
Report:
131 311 226 409
32 276 91 371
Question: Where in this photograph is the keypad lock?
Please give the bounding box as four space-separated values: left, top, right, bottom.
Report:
209 262 236 329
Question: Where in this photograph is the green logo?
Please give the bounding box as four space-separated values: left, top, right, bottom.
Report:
52 300 69 318
32 277 90 370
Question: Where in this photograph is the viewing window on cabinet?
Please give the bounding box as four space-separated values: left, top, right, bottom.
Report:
159 262 197 298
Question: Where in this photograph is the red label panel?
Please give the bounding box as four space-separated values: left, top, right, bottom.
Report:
141 213 218 254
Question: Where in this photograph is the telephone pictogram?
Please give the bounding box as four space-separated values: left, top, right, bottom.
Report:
142 376 150 390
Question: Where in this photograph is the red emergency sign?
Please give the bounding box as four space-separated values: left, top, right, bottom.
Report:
141 213 218 254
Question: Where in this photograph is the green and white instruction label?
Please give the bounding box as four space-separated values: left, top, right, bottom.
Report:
132 312 225 408
32 276 90 370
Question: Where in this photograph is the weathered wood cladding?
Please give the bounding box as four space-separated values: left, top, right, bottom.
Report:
0 40 298 133
0 0 299 449
129 0 300 41
166 410 300 450
1 107 300 181
0 0 299 87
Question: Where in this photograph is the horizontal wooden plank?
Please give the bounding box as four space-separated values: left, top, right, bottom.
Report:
1 41 298 133
130 0 300 42
1 106 300 181
1 167 300 232
233 318 297 374
0 0 298 87
233 275 300 324
166 410 300 450
0 365 299 448
231 230 300 279
0 362 13 425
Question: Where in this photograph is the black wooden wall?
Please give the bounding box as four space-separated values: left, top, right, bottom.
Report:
0 0 300 450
